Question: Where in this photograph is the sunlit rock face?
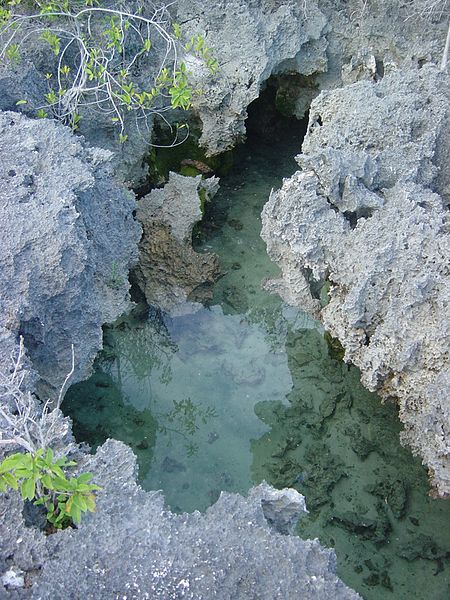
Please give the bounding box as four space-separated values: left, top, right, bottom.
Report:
262 66 450 497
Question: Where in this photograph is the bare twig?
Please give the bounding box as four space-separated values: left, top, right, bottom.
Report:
57 344 75 410
0 337 75 456
0 2 195 137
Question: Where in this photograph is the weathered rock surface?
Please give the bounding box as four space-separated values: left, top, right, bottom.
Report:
0 439 360 599
1 1 447 187
175 0 449 156
136 172 222 314
262 66 450 497
176 0 328 155
0 110 140 397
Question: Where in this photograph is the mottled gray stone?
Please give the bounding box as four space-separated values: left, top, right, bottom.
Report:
262 66 450 497
1 440 357 600
135 172 222 314
2 569 25 590
0 110 140 396
176 0 328 155
0 10 167 186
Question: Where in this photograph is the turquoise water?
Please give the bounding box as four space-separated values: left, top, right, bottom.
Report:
64 106 449 599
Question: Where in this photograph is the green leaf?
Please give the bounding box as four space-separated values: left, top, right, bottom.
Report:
14 468 33 478
15 99 27 106
5 43 20 64
65 478 77 491
72 494 87 511
45 90 57 104
47 510 56 523
77 472 93 485
21 478 35 501
2 472 18 490
70 504 82 524
56 457 76 467
0 453 27 473
172 23 182 39
77 483 101 492
54 509 66 524
65 496 73 514
41 474 54 490
41 30 60 55
50 464 65 478
52 476 71 491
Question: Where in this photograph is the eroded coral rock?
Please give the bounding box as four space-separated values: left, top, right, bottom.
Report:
136 172 222 314
0 110 140 397
262 66 450 497
1 439 359 599
176 0 328 155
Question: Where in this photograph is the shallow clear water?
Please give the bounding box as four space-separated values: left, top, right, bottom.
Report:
64 112 449 600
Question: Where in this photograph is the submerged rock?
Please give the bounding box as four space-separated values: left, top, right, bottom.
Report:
261 66 450 497
136 172 222 314
330 510 391 545
366 475 408 519
398 534 449 562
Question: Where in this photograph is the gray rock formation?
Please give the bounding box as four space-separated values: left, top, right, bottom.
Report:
0 110 140 397
0 439 360 599
1 1 448 187
176 0 449 156
176 0 328 155
0 0 329 182
261 66 450 497
136 172 222 314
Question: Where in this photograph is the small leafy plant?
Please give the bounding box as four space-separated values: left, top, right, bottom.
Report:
0 1 220 141
0 448 100 529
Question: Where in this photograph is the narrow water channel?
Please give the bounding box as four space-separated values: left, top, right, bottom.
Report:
64 91 449 600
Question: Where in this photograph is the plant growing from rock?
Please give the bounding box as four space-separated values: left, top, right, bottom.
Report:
0 448 100 528
0 337 99 529
0 0 219 140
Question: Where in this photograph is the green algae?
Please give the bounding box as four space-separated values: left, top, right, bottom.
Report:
146 121 234 187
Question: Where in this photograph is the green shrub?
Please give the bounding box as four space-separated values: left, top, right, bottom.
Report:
0 1 219 140
0 448 100 529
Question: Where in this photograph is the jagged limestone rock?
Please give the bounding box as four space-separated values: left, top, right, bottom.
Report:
136 172 222 314
262 66 450 497
0 439 360 599
176 0 328 155
0 110 140 397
